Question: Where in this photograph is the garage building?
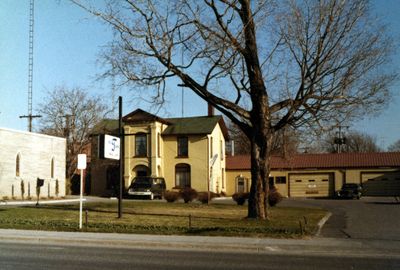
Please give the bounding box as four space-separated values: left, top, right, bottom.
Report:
226 152 400 198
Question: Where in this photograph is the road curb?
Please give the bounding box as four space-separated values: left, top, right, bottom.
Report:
315 212 332 237
1 229 399 258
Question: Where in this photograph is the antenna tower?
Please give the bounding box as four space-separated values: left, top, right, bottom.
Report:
20 0 41 131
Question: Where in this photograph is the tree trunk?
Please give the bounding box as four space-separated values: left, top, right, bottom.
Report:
247 132 271 220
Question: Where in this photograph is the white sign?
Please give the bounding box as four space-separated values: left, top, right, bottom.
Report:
77 154 87 170
104 134 120 160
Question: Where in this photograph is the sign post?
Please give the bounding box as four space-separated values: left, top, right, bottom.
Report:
77 154 87 229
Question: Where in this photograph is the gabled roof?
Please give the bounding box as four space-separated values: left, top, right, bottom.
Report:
162 115 229 140
94 109 229 139
90 119 119 136
122 109 170 125
226 152 400 170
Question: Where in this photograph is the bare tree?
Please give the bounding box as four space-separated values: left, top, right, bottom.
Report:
73 0 396 219
229 122 300 156
388 139 400 152
38 86 108 183
316 130 381 153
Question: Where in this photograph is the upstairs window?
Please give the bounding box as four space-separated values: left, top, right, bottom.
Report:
210 136 213 158
177 137 188 157
135 133 147 157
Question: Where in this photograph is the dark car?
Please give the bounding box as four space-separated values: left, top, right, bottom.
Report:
127 177 166 200
336 183 363 199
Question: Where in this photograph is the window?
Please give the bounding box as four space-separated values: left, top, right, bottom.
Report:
210 136 213 158
177 137 188 157
309 179 315 182
51 158 55 178
295 180 302 182
157 133 161 157
220 140 223 160
276 176 286 184
175 164 191 188
268 177 274 187
222 168 225 189
16 154 21 177
135 133 147 157
236 177 246 193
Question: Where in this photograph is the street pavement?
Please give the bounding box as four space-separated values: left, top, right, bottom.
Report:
1 241 399 270
0 228 399 259
1 195 399 267
279 196 400 241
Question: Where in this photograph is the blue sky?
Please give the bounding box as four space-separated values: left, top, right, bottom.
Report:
0 0 399 149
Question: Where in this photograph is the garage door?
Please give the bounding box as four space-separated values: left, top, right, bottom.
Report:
289 173 334 198
361 172 400 196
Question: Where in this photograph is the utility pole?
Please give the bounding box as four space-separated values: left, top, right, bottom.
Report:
20 0 41 131
118 96 124 218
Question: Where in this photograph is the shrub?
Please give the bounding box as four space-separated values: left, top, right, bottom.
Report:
164 190 180 203
268 187 283 207
197 192 218 204
180 187 198 203
232 192 249 205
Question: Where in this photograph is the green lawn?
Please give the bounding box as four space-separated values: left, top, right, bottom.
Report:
0 201 327 238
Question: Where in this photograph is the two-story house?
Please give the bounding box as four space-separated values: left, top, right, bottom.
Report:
122 109 229 193
90 108 229 196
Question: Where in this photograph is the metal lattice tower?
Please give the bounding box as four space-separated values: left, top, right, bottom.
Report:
20 0 41 131
28 0 34 116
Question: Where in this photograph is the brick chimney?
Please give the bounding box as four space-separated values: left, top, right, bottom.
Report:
208 103 214 116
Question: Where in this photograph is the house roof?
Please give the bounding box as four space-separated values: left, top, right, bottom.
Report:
226 152 400 170
122 109 170 125
90 119 119 136
162 115 229 140
93 109 229 139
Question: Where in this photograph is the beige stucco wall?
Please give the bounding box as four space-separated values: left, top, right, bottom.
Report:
163 135 209 191
0 128 66 199
208 124 226 193
226 167 399 198
123 122 167 188
122 120 226 193
226 170 289 197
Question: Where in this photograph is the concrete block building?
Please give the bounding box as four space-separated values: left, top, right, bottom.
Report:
0 128 66 199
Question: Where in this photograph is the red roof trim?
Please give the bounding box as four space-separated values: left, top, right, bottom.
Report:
226 152 400 170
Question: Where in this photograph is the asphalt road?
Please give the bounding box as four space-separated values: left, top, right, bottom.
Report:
1 242 399 270
279 197 400 240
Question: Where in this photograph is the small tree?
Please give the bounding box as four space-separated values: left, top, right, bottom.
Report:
38 86 108 189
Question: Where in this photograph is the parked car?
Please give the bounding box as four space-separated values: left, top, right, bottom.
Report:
127 177 166 200
336 183 363 199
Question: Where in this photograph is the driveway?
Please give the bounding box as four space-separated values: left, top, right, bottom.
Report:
279 197 400 241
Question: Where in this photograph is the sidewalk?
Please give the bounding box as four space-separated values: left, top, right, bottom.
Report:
0 229 399 258
0 198 84 206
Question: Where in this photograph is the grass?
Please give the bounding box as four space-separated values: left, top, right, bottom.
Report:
0 201 327 238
